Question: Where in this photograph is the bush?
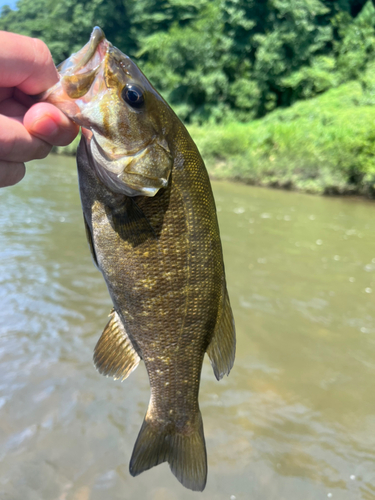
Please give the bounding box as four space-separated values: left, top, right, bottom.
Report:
188 69 375 196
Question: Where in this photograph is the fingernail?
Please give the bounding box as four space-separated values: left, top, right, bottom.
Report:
30 117 59 137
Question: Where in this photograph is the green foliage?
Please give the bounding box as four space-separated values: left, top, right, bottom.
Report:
138 0 337 120
189 64 375 196
138 0 375 120
3 0 375 195
1 0 375 122
3 0 374 196
0 0 136 62
335 0 375 80
138 2 232 123
55 62 375 198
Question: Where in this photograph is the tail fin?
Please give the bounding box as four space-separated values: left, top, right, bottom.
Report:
129 412 207 491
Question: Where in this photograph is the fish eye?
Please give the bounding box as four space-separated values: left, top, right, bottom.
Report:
122 84 144 107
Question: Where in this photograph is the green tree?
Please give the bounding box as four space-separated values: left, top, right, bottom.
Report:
335 0 375 80
0 0 136 63
1 0 375 122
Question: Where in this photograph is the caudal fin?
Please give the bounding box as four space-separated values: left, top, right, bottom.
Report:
129 412 207 491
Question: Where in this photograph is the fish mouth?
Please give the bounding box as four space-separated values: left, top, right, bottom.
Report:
57 26 106 76
58 26 109 100
40 27 109 106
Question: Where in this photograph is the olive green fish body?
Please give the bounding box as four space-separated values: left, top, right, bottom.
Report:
43 27 235 491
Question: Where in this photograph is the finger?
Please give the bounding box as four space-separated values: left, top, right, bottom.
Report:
0 88 35 112
0 31 58 94
0 96 28 117
24 103 79 147
0 161 25 188
0 87 13 102
0 114 52 162
13 88 36 108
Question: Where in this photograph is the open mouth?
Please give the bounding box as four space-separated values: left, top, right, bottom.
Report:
57 27 109 99
58 27 108 78
40 27 109 104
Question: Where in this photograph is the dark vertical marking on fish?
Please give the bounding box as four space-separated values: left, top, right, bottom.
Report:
106 197 158 247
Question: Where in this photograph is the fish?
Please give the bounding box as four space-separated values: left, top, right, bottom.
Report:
42 26 235 491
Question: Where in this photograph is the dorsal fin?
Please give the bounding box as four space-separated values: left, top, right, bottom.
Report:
93 309 140 381
206 284 236 380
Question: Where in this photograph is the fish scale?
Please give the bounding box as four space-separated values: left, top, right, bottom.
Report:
42 26 235 491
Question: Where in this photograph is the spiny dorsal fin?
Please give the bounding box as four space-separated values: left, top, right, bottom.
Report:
207 284 236 380
129 411 207 492
93 309 140 381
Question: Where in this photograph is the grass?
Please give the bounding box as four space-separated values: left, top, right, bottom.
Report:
189 76 375 197
55 67 375 197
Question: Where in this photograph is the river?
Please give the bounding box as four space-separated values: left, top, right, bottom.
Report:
1 155 375 500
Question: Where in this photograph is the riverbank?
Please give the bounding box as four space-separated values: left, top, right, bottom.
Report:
55 74 375 198
190 76 375 198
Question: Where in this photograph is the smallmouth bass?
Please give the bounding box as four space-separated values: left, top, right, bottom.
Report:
43 27 235 491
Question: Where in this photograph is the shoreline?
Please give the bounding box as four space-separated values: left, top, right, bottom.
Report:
208 175 375 201
206 167 375 200
52 150 375 201
53 78 375 201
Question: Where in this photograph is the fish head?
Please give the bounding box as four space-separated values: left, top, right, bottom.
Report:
42 27 173 197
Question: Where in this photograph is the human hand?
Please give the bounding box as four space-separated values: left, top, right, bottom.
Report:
0 31 79 187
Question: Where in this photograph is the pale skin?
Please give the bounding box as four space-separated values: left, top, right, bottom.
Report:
0 31 79 187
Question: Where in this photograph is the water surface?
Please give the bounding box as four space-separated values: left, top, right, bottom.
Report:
1 156 375 499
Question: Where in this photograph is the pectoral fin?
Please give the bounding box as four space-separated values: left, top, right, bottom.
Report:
207 285 236 380
94 309 140 381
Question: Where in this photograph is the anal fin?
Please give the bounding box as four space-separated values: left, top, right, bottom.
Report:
94 309 140 381
207 284 236 380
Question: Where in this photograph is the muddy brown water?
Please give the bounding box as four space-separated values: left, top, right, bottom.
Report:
1 155 375 500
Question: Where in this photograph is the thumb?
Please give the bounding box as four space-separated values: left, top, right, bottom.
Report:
24 103 79 146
